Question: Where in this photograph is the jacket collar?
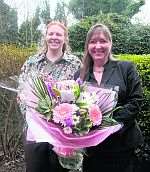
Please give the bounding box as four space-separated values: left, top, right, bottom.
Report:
85 60 117 85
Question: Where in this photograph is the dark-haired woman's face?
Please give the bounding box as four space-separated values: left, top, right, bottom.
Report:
46 25 65 52
88 31 112 65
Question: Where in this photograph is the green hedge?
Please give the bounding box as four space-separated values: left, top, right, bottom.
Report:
118 54 150 162
118 54 150 88
69 14 150 54
118 54 150 139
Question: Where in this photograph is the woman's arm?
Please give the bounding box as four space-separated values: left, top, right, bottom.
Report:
17 55 37 114
114 62 143 124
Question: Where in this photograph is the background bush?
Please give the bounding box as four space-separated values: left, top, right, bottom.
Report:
0 44 36 79
69 13 150 54
117 54 150 163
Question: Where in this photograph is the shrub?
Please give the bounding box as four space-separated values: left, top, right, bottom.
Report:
69 14 150 54
0 87 24 160
0 44 36 79
118 54 150 162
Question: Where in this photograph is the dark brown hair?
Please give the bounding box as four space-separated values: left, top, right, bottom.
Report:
80 23 113 80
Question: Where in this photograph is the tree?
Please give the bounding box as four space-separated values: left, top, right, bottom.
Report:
7 9 18 42
69 13 131 52
54 0 67 25
0 0 18 43
40 0 51 24
124 0 145 17
18 20 31 46
68 0 145 19
19 7 41 46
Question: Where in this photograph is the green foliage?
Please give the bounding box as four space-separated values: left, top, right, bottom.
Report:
36 95 52 119
0 0 18 43
74 111 92 135
18 1 52 46
54 0 67 25
0 88 24 160
68 0 102 19
69 14 150 55
119 54 150 161
0 44 36 79
33 77 50 99
69 19 91 52
124 0 145 17
68 0 145 19
69 13 131 52
118 54 150 141
40 0 51 24
112 24 150 54
18 7 41 47
118 54 150 87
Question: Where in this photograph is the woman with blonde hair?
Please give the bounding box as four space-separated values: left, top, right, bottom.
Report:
75 23 143 172
18 21 81 172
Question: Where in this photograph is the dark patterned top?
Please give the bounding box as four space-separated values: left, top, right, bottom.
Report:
18 52 81 114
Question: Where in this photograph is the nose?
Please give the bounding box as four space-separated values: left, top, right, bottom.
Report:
51 33 57 39
95 42 102 49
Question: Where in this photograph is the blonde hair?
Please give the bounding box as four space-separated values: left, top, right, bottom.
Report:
80 23 115 80
39 21 70 54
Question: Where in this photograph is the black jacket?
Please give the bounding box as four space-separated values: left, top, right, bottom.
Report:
74 60 144 153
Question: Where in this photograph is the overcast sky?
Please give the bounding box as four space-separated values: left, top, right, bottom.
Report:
4 0 69 26
4 0 150 26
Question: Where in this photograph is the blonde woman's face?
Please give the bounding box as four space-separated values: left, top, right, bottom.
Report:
46 25 65 51
88 31 112 65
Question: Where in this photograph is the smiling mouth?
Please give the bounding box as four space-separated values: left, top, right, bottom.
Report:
95 52 104 55
49 40 60 44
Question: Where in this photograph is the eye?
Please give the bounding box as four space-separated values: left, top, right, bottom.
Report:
89 40 96 44
47 32 53 36
56 33 63 36
100 39 107 43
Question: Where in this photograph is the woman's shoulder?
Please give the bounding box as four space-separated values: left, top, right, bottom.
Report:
111 59 135 70
111 60 138 78
25 53 45 66
19 53 45 76
118 60 137 73
117 60 133 66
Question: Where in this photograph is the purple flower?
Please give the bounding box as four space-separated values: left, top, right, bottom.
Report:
47 83 55 97
64 117 73 127
76 78 83 85
76 110 80 116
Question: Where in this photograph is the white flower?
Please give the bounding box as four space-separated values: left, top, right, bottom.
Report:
63 126 72 134
76 92 97 108
53 115 60 124
60 90 75 103
73 115 80 125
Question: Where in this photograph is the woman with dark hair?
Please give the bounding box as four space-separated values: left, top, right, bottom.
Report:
74 23 143 172
18 21 81 172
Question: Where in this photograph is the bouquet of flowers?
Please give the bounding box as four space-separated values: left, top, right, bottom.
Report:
20 74 122 171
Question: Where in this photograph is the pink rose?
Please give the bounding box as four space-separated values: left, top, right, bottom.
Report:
53 103 78 122
89 104 102 126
